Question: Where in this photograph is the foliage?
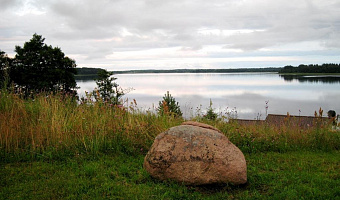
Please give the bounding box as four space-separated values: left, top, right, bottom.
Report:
280 63 340 73
157 91 182 117
75 67 104 80
0 90 339 199
94 69 125 105
0 50 12 88
0 91 182 159
1 91 339 159
8 34 77 95
203 99 218 120
76 67 103 75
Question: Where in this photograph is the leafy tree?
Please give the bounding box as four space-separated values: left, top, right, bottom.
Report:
9 34 77 95
157 91 182 117
0 50 7 68
94 69 124 105
0 50 12 88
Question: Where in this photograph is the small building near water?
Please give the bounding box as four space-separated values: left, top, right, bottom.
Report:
234 114 333 129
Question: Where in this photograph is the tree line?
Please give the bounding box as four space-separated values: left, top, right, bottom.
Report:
113 67 281 74
76 67 103 75
279 64 340 73
75 67 104 80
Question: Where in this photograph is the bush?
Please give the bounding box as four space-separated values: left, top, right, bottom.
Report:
157 91 182 118
203 99 218 120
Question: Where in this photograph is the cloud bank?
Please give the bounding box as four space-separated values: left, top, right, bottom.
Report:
1 0 339 70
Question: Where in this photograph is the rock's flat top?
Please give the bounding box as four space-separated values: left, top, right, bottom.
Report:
181 121 222 133
156 124 224 144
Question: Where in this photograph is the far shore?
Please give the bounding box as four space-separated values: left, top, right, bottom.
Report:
76 67 340 76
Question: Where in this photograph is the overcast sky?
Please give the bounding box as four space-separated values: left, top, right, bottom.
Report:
1 0 339 70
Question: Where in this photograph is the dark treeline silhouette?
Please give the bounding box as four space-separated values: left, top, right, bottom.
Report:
113 67 281 74
75 67 104 80
280 64 340 73
1 34 77 96
76 67 102 75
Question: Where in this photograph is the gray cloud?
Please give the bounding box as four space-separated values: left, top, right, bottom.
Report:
0 0 21 11
1 0 339 69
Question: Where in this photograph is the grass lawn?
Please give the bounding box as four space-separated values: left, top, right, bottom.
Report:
1 151 339 199
1 91 339 199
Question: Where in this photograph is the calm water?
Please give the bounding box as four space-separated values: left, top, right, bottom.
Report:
76 73 340 120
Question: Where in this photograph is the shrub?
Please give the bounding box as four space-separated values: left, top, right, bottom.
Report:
203 99 218 120
157 91 182 118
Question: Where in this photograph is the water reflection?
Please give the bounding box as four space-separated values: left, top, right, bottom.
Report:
280 75 340 84
76 73 340 120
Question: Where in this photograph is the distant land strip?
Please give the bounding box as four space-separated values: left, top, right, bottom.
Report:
76 63 340 76
75 67 282 77
111 67 282 74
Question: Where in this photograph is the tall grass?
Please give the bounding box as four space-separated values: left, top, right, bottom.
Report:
199 118 340 153
1 90 339 161
0 90 183 160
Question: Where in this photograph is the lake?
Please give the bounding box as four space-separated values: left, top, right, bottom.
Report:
76 73 340 120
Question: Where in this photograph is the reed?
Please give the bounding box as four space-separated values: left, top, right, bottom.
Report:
0 90 183 160
1 90 339 161
201 118 339 153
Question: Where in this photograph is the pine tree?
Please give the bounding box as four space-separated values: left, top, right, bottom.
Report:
158 91 182 117
94 69 124 105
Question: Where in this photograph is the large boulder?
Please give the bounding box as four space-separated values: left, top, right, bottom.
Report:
144 121 247 185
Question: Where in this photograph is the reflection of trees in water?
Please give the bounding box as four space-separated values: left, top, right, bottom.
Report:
280 75 340 84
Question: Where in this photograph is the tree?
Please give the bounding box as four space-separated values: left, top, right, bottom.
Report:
94 69 124 105
0 50 12 88
157 91 182 117
203 99 218 120
10 34 77 95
